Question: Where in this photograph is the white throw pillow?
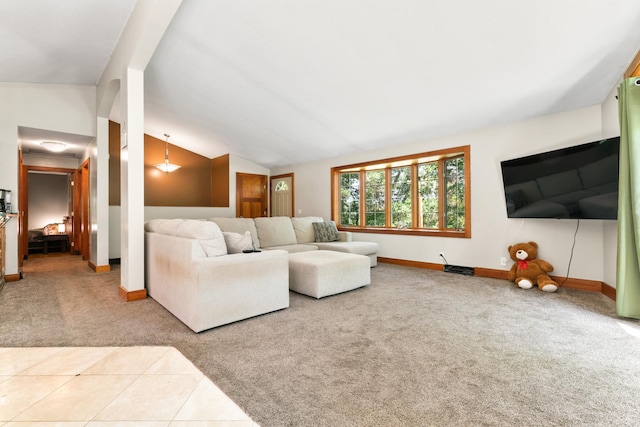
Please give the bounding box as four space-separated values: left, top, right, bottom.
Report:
223 231 253 254
208 217 261 249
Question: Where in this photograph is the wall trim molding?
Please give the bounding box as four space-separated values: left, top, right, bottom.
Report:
5 273 21 282
377 257 616 300
118 286 147 302
88 261 110 273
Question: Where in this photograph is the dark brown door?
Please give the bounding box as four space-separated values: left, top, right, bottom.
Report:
236 173 267 218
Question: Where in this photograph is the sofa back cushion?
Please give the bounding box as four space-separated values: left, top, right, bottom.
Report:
208 217 261 249
536 169 583 198
578 154 619 190
291 216 324 243
504 180 542 204
254 217 297 247
145 218 227 257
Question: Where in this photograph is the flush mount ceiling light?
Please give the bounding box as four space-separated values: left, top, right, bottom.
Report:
40 141 67 152
154 133 181 173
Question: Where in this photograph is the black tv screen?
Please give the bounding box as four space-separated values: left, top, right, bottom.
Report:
500 136 619 220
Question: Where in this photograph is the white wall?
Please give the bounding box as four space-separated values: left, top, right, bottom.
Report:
108 153 270 259
273 105 613 283
0 83 96 275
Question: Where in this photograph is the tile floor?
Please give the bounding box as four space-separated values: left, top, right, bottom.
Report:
0 346 259 426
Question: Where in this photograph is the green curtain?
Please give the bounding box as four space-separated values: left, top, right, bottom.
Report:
616 77 640 319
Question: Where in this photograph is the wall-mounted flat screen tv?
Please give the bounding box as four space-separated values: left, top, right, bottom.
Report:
500 136 619 220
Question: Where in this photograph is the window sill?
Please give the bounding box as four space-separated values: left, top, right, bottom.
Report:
337 226 470 238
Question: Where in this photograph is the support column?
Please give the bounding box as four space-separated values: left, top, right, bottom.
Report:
119 67 146 301
91 116 111 273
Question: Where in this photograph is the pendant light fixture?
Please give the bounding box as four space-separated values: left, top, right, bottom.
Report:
154 133 181 173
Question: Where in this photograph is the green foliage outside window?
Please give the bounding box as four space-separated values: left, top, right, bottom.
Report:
391 166 411 228
444 157 465 230
340 172 360 226
418 163 439 228
365 170 386 226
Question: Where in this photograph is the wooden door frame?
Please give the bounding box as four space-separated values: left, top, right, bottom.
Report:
19 164 76 262
270 173 294 217
78 159 90 260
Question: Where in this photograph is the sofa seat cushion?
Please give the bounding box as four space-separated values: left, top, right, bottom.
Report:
313 241 379 256
145 218 227 257
578 191 618 219
264 243 319 253
254 217 297 247
509 199 569 218
546 189 597 206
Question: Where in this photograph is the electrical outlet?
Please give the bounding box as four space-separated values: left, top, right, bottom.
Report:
500 257 507 266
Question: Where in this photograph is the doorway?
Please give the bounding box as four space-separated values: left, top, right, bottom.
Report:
19 161 89 264
270 173 294 217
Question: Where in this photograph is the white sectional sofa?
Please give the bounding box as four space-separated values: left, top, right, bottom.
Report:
144 218 290 333
208 216 379 266
144 216 379 333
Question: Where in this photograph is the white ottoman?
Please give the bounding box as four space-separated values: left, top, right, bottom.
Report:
288 250 371 298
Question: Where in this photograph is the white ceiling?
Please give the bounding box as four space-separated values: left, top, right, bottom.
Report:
3 1 640 169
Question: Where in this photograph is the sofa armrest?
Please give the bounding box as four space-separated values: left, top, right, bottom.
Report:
337 231 352 242
146 231 289 332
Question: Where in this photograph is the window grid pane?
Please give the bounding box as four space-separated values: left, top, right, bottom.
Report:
418 162 439 228
340 172 360 226
444 157 465 230
275 181 289 191
391 166 411 228
365 170 386 227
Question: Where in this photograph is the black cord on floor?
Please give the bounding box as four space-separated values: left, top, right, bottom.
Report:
560 219 580 286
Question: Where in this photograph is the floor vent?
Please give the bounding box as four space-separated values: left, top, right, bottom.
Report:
443 264 475 276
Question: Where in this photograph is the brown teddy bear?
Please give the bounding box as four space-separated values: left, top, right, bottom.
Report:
507 241 558 292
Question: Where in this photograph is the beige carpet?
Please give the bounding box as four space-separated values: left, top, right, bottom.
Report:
2 254 640 426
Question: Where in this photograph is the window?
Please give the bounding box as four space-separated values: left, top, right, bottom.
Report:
331 145 470 238
275 180 289 191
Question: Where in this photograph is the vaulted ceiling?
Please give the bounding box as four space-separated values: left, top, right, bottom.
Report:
3 0 640 168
